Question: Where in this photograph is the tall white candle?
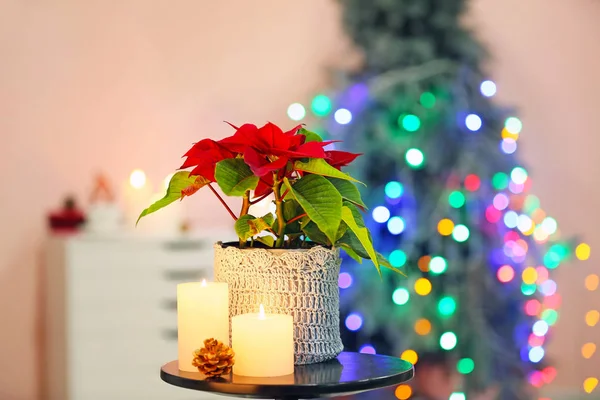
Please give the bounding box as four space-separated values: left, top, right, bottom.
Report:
232 305 294 377
177 280 229 372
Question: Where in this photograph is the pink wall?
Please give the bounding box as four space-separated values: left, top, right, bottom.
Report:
0 0 597 398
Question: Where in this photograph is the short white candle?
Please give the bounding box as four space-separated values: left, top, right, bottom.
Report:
177 280 229 372
232 304 294 377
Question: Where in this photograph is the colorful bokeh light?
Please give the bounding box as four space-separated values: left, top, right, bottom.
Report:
311 94 332 117
287 103 306 121
438 296 457 316
405 148 425 168
392 288 410 305
345 313 363 331
338 272 353 289
385 181 404 199
440 332 458 350
415 278 432 296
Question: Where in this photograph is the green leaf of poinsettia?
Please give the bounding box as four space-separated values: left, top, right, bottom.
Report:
235 214 274 241
215 158 259 196
339 242 363 263
299 128 323 143
326 177 367 209
283 175 342 244
340 202 380 273
136 171 206 225
255 236 275 247
294 158 364 185
301 220 331 245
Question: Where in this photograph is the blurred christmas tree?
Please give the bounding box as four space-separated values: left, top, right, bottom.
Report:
287 0 589 398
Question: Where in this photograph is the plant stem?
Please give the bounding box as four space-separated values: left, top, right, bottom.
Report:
240 191 251 216
249 192 270 205
286 213 307 225
208 184 237 221
280 189 290 200
273 174 286 248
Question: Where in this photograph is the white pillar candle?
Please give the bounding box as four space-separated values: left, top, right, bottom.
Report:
177 280 229 372
232 305 294 377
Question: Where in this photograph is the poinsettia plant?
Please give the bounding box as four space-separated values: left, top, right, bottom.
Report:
138 122 398 273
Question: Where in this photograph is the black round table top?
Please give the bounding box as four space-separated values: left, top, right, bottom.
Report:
160 352 414 399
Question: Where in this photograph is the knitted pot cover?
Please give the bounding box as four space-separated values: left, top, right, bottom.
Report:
214 242 344 365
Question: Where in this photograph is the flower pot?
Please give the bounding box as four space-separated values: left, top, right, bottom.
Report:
214 242 344 365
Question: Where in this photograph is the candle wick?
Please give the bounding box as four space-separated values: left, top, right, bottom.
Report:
201 279 207 287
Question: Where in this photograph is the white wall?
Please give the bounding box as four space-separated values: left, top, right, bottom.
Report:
0 0 598 398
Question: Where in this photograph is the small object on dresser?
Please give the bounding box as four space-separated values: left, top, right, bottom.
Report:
192 338 235 378
48 196 86 233
86 174 123 234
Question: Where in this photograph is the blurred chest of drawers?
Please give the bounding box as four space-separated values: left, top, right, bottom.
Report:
43 232 231 400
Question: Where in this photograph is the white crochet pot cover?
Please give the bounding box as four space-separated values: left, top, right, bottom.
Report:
214 242 344 365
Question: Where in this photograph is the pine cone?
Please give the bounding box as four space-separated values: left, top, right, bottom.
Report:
192 338 235 378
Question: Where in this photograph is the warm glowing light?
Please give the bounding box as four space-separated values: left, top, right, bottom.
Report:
395 385 412 399
582 343 597 359
585 310 600 327
585 274 599 291
129 169 146 189
497 265 515 283
583 377 599 394
502 127 519 140
438 219 455 236
576 243 591 260
400 349 418 365
418 256 431 272
522 267 538 285
414 318 432 335
258 304 266 320
415 278 432 296
287 103 306 121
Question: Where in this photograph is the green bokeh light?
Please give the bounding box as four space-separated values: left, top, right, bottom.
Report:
523 195 540 214
438 296 456 316
492 172 509 190
448 191 466 208
541 309 559 325
385 181 404 199
310 94 332 117
420 92 436 108
456 358 475 374
400 114 421 132
392 288 410 305
544 250 561 269
521 282 537 296
389 250 407 267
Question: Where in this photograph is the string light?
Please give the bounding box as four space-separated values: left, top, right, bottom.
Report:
385 181 404 198
585 310 599 327
585 274 599 291
480 80 497 97
448 191 466 208
400 349 418 364
418 256 431 272
505 117 523 134
529 346 545 363
576 243 591 260
429 256 448 274
393 288 410 305
387 217 406 235
465 114 482 131
345 313 363 331
511 167 528 184
504 211 519 229
501 139 518 154
414 318 432 335
541 309 558 325
405 148 425 168
359 345 376 355
540 280 557 296
389 250 407 267
395 385 412 399
583 377 598 394
438 296 457 316
582 343 597 359
524 299 541 316
334 108 352 125
438 219 455 236
452 224 470 242
541 217 558 235
338 272 353 289
522 267 538 284
400 114 421 132
420 92 436 108
492 172 510 190
502 127 519 141
464 174 481 191
440 332 458 350
129 169 146 189
532 320 549 336
372 206 391 223
415 278 432 296
522 283 537 296
497 265 515 283
457 358 475 374
287 103 306 121
311 94 332 117
493 193 509 210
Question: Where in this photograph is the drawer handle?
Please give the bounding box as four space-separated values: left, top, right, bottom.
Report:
163 270 205 281
162 328 178 341
163 240 206 251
